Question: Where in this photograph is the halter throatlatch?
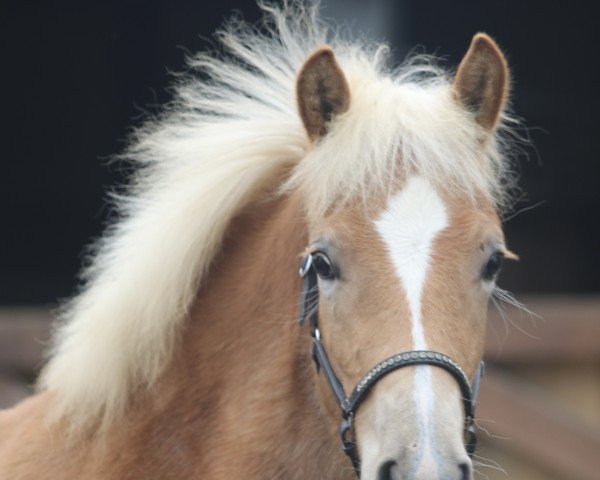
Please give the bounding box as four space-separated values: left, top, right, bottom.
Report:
298 253 484 477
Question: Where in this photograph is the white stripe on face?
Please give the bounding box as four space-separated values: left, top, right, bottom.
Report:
374 176 449 474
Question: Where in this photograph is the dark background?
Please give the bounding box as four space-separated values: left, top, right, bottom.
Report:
1 0 598 305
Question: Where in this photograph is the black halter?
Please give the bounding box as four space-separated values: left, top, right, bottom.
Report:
298 253 484 477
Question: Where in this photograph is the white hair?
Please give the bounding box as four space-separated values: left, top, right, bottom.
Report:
39 0 516 429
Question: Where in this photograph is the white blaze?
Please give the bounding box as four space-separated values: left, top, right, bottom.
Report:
374 176 448 474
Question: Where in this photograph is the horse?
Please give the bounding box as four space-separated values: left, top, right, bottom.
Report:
0 2 521 479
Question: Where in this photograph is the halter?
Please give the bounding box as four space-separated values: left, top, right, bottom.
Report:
298 253 484 477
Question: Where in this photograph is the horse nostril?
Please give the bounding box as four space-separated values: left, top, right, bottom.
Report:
459 461 472 480
377 460 397 480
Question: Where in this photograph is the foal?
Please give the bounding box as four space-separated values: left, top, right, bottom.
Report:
0 3 519 479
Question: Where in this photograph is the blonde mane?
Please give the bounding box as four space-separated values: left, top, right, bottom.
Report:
39 1 515 428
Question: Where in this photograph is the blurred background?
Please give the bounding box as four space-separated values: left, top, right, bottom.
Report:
1 1 598 478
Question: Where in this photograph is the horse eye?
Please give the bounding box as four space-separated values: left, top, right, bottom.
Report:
483 252 504 281
312 252 336 280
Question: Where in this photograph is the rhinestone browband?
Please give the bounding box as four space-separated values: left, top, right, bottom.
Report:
342 350 474 426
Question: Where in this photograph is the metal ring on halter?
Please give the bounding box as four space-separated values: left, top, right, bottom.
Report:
298 253 484 477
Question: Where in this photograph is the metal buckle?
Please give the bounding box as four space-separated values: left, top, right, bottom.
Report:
466 422 477 457
299 254 313 277
339 414 354 454
313 327 320 341
340 414 361 475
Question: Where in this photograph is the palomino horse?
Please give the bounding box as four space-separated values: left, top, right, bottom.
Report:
0 3 520 479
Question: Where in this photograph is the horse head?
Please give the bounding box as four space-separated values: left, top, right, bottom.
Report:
294 35 515 480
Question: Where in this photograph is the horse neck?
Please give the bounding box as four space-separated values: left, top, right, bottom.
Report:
143 192 349 478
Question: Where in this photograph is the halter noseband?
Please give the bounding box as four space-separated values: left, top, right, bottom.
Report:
298 253 484 477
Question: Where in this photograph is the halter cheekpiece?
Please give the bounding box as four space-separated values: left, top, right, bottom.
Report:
298 253 484 477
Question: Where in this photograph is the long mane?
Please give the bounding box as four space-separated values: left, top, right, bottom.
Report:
39 0 515 428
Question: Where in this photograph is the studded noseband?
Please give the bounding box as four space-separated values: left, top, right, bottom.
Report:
298 253 484 477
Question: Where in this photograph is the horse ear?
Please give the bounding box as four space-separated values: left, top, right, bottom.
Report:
454 33 509 133
296 46 350 140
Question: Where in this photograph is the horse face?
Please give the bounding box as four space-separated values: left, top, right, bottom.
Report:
296 33 512 480
306 183 505 479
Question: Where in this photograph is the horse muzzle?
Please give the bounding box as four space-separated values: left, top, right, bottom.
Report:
354 365 475 480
